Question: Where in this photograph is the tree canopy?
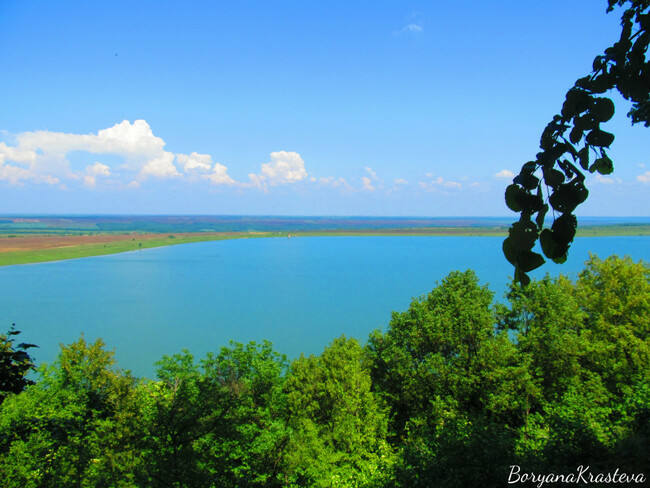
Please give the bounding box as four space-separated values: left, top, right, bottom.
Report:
504 0 649 284
0 256 648 486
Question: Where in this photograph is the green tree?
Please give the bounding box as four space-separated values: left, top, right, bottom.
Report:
135 340 289 487
367 271 536 487
0 325 36 405
0 336 140 487
504 0 649 284
367 270 498 435
498 255 650 472
283 336 394 487
574 255 650 395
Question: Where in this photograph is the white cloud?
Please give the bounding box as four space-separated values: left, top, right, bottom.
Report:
203 163 235 185
404 23 423 32
361 176 375 191
0 120 186 185
494 169 515 179
319 176 350 189
139 152 180 179
246 151 308 189
360 166 384 191
177 152 213 172
594 174 615 185
86 162 111 176
83 162 111 187
393 179 409 185
0 164 36 185
365 166 378 179
418 175 461 192
262 151 308 184
637 171 650 183
395 22 423 34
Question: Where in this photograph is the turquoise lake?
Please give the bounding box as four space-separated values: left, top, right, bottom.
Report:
1 236 648 377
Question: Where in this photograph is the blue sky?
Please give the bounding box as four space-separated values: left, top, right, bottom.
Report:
0 0 648 216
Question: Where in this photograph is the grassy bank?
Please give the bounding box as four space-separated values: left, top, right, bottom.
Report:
0 232 278 267
0 224 648 267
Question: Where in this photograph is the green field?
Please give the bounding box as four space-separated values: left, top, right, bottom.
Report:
0 233 277 267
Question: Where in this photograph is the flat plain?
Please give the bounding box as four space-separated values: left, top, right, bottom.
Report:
0 215 648 267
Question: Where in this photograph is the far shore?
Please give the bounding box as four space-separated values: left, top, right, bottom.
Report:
0 224 648 267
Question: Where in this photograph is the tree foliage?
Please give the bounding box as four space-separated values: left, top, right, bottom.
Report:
0 256 648 486
504 0 650 284
283 336 394 487
0 325 36 405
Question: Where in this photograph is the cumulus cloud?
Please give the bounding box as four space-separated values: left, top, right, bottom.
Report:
261 151 308 184
203 163 235 185
637 171 650 183
494 169 515 179
140 152 180 179
177 152 213 172
0 120 186 185
245 151 308 189
393 179 409 185
0 120 243 188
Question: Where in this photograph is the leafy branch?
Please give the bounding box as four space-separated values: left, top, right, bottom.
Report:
504 0 649 285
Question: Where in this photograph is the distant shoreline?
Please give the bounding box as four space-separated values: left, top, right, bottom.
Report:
0 224 648 267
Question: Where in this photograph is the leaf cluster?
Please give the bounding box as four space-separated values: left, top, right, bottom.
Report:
504 0 650 284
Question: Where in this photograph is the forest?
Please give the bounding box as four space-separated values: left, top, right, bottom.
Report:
0 254 648 487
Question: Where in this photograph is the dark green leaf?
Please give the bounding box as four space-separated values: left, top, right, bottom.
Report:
589 156 614 175
513 172 539 191
505 184 524 212
522 161 537 173
589 73 612 93
502 237 517 266
509 218 538 251
562 88 591 119
591 98 615 122
569 125 583 144
542 167 565 188
540 229 558 259
518 250 545 273
586 129 615 148
578 146 590 170
574 115 599 132
548 181 589 213
552 253 568 264
552 213 578 244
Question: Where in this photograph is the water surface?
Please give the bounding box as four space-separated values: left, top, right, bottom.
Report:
0 236 647 377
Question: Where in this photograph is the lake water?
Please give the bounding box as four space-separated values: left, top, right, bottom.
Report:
0 236 648 377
